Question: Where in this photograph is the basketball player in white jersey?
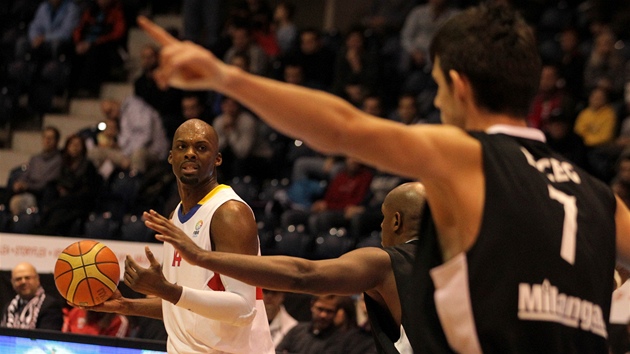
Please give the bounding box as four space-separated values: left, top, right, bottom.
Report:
86 119 274 354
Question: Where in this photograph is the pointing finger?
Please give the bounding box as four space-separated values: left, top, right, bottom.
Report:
137 16 178 46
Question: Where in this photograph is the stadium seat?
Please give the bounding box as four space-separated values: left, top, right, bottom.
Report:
268 228 312 257
355 231 383 249
120 214 155 242
8 209 40 234
310 231 355 260
84 212 120 239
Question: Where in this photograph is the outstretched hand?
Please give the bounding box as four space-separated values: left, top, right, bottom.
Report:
124 246 175 301
144 209 203 266
137 16 226 91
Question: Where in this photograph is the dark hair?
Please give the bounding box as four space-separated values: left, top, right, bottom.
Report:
335 296 357 330
429 4 541 118
43 126 60 142
62 134 87 165
231 50 251 68
276 1 295 20
300 27 322 40
182 91 207 105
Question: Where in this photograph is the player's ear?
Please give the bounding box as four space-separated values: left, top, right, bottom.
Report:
215 152 222 167
167 151 173 164
449 70 469 101
393 212 401 232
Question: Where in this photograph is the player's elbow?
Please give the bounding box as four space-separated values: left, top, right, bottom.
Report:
288 261 324 294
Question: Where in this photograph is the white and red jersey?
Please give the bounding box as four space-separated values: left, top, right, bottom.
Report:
162 184 274 354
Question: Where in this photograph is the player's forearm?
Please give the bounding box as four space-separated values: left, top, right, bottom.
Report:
195 251 320 294
121 296 163 320
219 66 362 156
176 285 256 326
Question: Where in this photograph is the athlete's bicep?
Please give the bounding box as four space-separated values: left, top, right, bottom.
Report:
211 200 258 256
339 117 481 182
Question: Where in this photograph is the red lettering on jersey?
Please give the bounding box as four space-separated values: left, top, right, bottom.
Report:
207 273 225 291
256 287 263 300
172 251 182 267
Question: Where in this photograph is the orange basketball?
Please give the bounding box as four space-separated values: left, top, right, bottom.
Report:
54 240 120 306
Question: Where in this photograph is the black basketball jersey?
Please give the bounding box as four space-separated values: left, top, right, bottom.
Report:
410 127 617 353
365 240 418 354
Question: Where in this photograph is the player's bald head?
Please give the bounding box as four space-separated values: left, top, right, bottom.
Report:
174 118 218 148
384 182 426 222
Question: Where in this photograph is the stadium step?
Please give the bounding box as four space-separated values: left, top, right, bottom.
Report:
43 114 101 143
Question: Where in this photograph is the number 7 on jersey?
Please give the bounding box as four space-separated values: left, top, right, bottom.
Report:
548 185 577 265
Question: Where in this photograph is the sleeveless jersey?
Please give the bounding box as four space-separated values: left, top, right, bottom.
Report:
410 127 617 353
365 240 418 354
161 184 274 354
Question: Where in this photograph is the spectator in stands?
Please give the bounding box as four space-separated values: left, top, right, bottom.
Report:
1 262 63 330
87 118 131 180
182 0 220 50
307 158 373 235
71 0 126 97
284 28 336 90
277 295 362 354
583 28 627 100
399 0 459 93
134 44 183 138
14 0 79 61
36 134 100 236
8 0 79 114
181 92 213 125
361 94 385 118
63 308 129 337
209 51 251 117
527 63 576 131
332 27 380 98
362 0 414 42
558 27 586 102
213 96 274 182
8 126 62 211
223 25 268 76
388 93 423 124
263 289 298 348
281 157 373 236
100 96 169 175
283 63 304 86
333 296 376 354
545 112 589 170
574 86 619 181
346 170 406 240
342 80 369 109
574 86 617 148
272 1 297 57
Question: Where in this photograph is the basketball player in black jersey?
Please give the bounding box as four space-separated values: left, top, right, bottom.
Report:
145 182 426 353
138 4 630 352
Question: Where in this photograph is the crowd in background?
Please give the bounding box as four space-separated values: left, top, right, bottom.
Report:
2 0 630 348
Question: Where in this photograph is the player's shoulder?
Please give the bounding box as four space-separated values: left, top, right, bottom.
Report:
215 198 252 216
